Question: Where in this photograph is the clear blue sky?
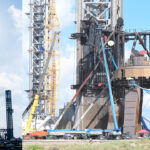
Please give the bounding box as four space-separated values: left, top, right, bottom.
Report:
124 0 150 30
0 0 21 9
123 1 150 124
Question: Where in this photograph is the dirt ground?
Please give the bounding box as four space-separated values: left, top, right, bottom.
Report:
23 139 150 150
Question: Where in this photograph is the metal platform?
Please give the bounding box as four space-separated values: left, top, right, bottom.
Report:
115 66 150 79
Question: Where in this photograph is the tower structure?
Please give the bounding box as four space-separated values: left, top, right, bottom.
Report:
73 0 123 130
70 0 150 138
5 90 13 140
44 0 60 116
26 0 60 130
28 0 48 119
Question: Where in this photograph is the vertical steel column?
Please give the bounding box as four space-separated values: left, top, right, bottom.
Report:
28 0 48 118
111 0 123 30
76 0 83 85
74 0 123 130
75 0 84 129
44 0 60 116
29 0 33 101
5 90 14 140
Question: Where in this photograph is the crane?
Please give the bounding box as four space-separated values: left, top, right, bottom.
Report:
23 0 60 132
25 33 57 133
44 0 60 116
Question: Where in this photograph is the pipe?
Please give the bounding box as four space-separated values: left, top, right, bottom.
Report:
108 50 118 70
100 30 119 130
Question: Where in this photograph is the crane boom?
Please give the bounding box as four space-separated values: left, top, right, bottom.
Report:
24 33 57 132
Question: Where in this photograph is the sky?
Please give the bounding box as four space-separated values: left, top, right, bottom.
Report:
0 0 150 138
123 0 150 121
22 0 76 113
124 0 150 31
0 0 22 137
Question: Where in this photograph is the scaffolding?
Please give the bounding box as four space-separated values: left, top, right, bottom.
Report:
28 0 48 119
44 0 60 116
25 0 60 130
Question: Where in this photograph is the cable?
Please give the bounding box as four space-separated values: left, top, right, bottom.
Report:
131 80 150 94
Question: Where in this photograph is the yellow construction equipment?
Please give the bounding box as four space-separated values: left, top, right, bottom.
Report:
25 94 39 132
25 33 57 133
44 0 60 116
24 0 60 133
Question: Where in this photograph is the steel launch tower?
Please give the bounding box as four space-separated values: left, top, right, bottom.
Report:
23 0 60 132
55 0 150 138
73 0 123 130
71 0 150 137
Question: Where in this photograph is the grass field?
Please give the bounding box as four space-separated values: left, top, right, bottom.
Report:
23 139 150 150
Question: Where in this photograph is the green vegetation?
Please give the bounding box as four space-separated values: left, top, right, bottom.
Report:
27 145 44 150
23 139 150 150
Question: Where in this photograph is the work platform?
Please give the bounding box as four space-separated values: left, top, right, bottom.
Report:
115 66 150 79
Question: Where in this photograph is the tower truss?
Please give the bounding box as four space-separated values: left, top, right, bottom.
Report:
27 0 60 123
44 0 60 116
28 0 48 119
73 0 123 130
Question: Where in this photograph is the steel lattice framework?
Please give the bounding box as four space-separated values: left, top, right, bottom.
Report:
83 0 111 28
81 0 123 29
28 0 60 120
44 0 60 116
28 0 47 119
74 0 123 130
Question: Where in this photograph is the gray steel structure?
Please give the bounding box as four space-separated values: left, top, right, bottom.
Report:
5 90 13 140
70 0 150 138
28 0 49 119
74 0 123 130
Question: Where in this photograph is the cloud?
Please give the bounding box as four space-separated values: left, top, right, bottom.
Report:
22 0 29 68
0 72 22 95
0 92 22 137
56 0 75 29
8 5 22 34
58 44 76 109
22 0 75 30
125 49 131 63
0 79 23 138
0 94 6 129
143 92 150 109
0 3 22 138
